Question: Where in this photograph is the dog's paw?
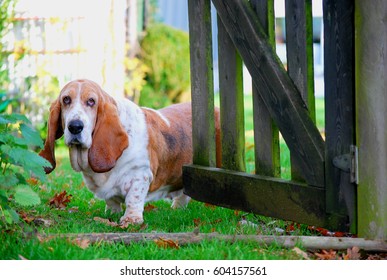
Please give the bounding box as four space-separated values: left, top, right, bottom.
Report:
119 215 144 228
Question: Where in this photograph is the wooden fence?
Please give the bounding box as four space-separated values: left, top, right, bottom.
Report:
183 0 357 233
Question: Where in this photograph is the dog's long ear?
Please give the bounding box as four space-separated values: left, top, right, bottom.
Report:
39 99 63 174
88 96 129 173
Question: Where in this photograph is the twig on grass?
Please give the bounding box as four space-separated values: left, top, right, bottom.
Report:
43 232 387 252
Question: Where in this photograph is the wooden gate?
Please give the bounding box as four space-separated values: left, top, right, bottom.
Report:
183 0 356 232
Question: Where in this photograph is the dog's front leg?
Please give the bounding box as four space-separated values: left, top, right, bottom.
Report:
119 177 150 226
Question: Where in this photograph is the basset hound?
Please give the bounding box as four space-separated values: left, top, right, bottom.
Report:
39 79 221 226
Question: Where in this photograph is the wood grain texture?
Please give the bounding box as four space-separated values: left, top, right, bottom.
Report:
250 0 280 177
188 0 216 166
285 0 316 182
183 165 330 227
212 0 325 187
217 16 245 172
355 0 387 239
323 0 356 231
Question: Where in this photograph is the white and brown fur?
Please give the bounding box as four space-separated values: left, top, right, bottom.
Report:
40 79 221 226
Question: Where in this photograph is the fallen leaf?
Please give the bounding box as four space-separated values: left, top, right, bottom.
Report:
193 218 202 226
37 234 55 243
292 247 310 260
19 211 35 223
315 249 339 260
49 191 72 209
93 216 119 227
211 218 223 225
72 238 90 249
307 226 355 238
343 247 361 260
144 203 157 212
286 223 295 233
366 253 387 260
154 237 179 249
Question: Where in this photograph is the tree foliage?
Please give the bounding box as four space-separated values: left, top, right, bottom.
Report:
139 23 190 108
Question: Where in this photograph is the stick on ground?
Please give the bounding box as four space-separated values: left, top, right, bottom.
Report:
45 232 387 252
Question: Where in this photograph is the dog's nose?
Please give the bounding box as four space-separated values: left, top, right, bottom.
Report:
68 120 84 135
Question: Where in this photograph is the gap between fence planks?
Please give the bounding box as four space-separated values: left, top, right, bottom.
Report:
45 232 387 252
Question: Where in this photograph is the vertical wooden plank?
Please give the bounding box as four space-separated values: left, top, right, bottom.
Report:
355 0 387 239
285 0 315 120
213 0 325 187
217 16 246 172
285 0 316 182
250 0 280 177
323 0 356 231
188 0 215 166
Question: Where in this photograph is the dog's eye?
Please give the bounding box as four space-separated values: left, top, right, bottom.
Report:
63 96 71 105
87 98 95 107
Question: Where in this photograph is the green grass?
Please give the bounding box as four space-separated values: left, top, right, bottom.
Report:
241 95 324 177
1 145 316 260
1 96 325 260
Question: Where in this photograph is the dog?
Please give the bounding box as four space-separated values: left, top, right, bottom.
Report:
39 79 221 226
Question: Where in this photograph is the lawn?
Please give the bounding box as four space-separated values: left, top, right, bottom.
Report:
1 96 325 260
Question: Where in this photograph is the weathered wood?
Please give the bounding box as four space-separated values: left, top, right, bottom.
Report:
183 165 329 227
355 0 387 239
188 0 216 166
323 0 356 232
285 0 315 120
212 0 325 187
217 16 245 172
250 0 280 177
285 0 316 182
50 232 387 252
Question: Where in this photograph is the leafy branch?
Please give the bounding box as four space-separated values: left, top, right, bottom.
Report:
0 106 51 226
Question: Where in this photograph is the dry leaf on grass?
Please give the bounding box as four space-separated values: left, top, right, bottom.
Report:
19 211 35 223
314 249 338 260
343 247 361 260
144 203 157 212
19 211 52 227
72 238 90 250
193 218 202 227
292 247 310 260
154 237 180 249
37 234 55 243
49 191 72 209
93 217 120 227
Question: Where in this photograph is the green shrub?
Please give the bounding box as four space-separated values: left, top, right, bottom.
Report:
0 99 50 227
139 23 190 108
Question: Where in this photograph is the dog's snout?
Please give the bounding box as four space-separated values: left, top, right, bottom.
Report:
68 120 84 135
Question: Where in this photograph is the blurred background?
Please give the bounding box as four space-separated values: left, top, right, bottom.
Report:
0 0 324 133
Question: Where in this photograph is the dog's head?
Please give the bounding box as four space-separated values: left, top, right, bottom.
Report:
39 79 129 174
